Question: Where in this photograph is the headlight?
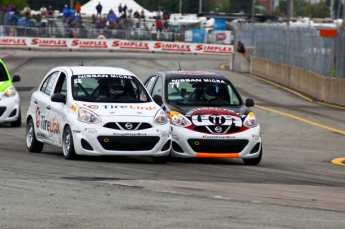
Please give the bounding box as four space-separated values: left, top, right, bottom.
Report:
78 107 101 124
3 86 16 97
154 109 168 124
170 111 191 127
243 112 258 128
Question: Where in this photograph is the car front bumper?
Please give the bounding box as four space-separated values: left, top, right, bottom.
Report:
70 116 172 157
171 124 262 159
0 95 20 123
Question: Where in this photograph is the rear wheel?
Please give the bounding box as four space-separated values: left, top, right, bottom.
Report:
11 108 22 127
243 147 262 165
26 118 44 152
62 126 77 160
152 152 171 164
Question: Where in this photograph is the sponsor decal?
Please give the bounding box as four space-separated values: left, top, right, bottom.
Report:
71 104 78 112
113 133 147 136
172 72 207 76
156 129 169 137
83 104 98 109
0 38 27 46
101 105 156 110
112 40 149 50
77 74 133 79
185 107 242 127
195 44 232 54
252 134 260 141
202 135 235 139
84 127 97 134
172 134 179 141
39 117 61 134
154 42 191 52
31 38 67 47
72 39 108 48
35 107 40 128
216 33 227 41
36 133 46 138
73 130 81 133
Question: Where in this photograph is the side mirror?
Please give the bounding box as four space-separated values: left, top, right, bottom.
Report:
245 98 254 107
51 93 66 103
12 75 21 82
152 94 163 105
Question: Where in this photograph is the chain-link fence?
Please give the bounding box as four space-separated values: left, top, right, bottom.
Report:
233 23 345 79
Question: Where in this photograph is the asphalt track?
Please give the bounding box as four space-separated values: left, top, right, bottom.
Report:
0 50 344 229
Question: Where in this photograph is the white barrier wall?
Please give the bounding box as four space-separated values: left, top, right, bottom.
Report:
0 37 233 55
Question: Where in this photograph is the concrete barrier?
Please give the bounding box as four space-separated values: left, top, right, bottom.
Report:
250 57 345 107
229 52 250 73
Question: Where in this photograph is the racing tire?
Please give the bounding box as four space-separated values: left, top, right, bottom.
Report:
26 118 44 153
62 125 77 160
10 108 22 127
152 152 171 164
243 147 262 165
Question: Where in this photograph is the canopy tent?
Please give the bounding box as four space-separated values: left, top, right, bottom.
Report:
80 0 154 18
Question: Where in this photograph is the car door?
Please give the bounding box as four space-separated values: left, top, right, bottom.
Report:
46 71 69 145
34 71 60 143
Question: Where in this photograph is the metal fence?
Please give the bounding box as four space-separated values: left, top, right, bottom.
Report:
232 23 345 79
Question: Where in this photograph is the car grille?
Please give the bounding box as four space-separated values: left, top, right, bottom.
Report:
97 136 160 151
0 107 6 117
103 122 152 130
187 139 249 153
193 126 241 134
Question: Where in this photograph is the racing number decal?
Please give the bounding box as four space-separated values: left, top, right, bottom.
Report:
35 107 40 128
169 82 180 88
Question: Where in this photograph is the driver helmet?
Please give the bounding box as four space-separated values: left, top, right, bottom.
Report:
109 83 124 97
203 85 218 100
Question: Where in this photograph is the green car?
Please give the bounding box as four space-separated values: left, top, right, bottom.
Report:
0 59 21 127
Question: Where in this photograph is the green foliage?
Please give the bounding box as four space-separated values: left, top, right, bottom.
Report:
229 0 252 13
0 0 26 10
311 1 330 18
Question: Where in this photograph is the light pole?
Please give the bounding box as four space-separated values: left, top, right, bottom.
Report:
251 0 255 23
180 0 182 13
199 0 202 13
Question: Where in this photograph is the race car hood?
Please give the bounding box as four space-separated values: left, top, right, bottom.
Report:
0 81 13 93
166 104 251 117
75 102 161 117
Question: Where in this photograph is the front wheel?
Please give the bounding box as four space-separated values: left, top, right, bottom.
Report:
26 118 44 153
243 147 262 165
62 126 77 160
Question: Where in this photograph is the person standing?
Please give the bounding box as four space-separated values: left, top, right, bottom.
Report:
118 3 122 14
236 41 246 57
96 2 102 19
75 2 81 17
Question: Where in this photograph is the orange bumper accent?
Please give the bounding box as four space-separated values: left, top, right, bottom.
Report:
196 153 240 158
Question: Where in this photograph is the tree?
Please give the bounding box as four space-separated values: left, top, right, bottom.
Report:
311 1 330 18
229 0 252 13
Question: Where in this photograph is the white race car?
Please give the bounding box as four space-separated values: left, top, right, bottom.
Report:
0 59 21 127
26 66 171 163
144 70 262 165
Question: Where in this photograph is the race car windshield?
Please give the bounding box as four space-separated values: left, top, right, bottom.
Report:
72 74 151 103
166 78 242 106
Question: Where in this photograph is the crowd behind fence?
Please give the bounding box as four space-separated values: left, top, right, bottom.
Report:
233 23 345 79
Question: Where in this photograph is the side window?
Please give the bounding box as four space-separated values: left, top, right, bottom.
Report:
0 63 8 82
144 75 157 93
40 71 59 95
152 76 163 97
54 72 67 96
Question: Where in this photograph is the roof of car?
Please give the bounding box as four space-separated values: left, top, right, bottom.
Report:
156 70 227 80
59 66 136 76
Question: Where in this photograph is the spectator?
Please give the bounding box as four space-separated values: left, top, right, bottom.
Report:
155 9 162 20
156 17 163 33
75 2 81 16
108 9 117 24
47 5 54 18
236 41 246 57
140 9 145 21
133 10 139 19
163 10 169 20
62 5 71 21
123 4 127 14
23 4 31 18
118 3 122 14
40 6 47 17
6 4 12 13
96 2 102 19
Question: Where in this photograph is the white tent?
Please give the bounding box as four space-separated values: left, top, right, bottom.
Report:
80 0 154 18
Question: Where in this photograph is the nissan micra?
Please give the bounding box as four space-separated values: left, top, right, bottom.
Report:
26 66 171 163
